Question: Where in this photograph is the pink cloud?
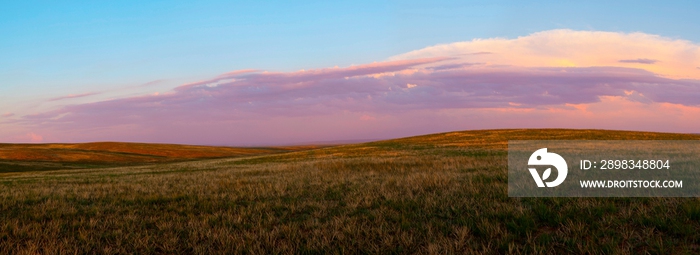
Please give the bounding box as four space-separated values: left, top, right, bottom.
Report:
1 113 13 118
176 69 260 91
4 30 700 145
14 61 700 144
186 57 449 89
48 92 101 102
425 63 483 71
26 133 43 143
392 29 700 79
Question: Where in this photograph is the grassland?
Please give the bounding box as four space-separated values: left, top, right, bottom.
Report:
0 142 319 173
1 129 700 254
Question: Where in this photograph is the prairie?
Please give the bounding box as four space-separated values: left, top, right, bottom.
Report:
1 129 700 254
0 142 319 173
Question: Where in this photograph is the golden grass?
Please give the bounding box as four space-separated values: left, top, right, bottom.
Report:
1 129 699 254
0 142 321 170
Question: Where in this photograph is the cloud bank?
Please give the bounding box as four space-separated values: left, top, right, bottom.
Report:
4 30 700 144
392 29 700 79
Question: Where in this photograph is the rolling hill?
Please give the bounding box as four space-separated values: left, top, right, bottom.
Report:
0 142 321 173
1 129 700 253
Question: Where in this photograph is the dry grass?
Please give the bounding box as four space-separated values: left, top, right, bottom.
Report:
0 142 320 173
1 129 700 254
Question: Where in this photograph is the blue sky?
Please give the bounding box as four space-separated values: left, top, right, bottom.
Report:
3 1 697 94
2 1 699 144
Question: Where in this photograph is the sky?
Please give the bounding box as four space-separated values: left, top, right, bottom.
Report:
1 0 699 145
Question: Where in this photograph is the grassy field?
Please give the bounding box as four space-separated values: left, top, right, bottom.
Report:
1 129 700 254
0 142 320 173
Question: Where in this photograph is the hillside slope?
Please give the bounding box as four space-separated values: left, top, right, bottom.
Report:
242 129 700 162
0 142 321 172
2 129 700 253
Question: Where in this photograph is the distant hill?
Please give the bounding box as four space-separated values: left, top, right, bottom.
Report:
379 128 700 148
197 129 700 163
1 129 697 173
0 142 321 172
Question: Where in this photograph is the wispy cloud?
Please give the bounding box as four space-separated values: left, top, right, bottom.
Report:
138 79 168 87
618 58 659 64
176 69 260 91
425 63 483 71
47 92 101 102
1 113 13 117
